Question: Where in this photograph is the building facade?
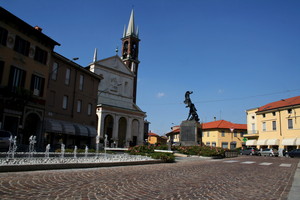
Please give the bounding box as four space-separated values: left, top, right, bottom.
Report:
245 96 300 152
44 52 102 149
0 7 59 149
148 132 167 145
201 120 247 149
88 10 146 147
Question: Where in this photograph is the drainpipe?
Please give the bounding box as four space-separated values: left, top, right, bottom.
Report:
71 69 77 118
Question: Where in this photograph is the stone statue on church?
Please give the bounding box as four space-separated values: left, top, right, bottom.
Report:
184 91 199 122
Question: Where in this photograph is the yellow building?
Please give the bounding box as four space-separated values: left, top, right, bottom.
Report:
148 132 167 145
167 120 247 149
166 126 180 144
202 120 247 149
245 96 300 152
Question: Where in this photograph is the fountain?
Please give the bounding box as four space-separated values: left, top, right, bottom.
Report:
95 135 100 158
73 146 77 158
104 134 108 159
7 136 17 159
0 132 156 171
84 145 88 158
60 143 65 159
28 135 36 158
45 144 50 158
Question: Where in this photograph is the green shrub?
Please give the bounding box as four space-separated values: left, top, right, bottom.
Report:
154 144 168 150
150 152 175 163
174 145 225 157
127 145 175 162
127 145 155 155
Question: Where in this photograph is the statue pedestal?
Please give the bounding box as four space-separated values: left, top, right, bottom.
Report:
180 120 202 146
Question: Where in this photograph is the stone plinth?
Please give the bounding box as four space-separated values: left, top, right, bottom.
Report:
180 120 201 146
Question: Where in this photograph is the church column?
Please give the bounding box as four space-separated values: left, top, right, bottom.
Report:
96 109 105 139
112 114 119 147
137 118 144 145
126 117 132 147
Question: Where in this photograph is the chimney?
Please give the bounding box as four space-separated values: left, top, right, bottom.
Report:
34 26 43 32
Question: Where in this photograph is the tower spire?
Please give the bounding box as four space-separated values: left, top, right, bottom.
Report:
125 9 138 38
93 48 97 63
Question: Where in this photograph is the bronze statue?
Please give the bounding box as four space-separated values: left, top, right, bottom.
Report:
184 91 199 122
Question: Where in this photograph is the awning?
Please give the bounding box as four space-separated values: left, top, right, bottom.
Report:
86 125 97 137
246 140 257 146
257 139 268 145
296 138 300 145
61 122 75 135
282 138 296 146
266 139 279 145
74 124 89 136
45 119 63 133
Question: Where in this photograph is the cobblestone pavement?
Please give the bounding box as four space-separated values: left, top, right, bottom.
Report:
0 156 298 200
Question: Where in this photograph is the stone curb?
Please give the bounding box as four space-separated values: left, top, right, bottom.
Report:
288 160 300 200
0 160 164 173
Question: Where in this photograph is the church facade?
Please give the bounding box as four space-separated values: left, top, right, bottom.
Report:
88 10 146 147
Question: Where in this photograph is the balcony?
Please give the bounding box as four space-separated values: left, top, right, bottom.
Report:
243 130 259 138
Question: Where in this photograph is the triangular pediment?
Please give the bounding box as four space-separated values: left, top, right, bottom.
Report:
95 55 133 76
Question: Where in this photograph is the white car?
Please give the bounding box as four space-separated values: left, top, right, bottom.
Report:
258 148 279 157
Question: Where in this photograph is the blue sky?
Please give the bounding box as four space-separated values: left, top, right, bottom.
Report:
2 0 300 135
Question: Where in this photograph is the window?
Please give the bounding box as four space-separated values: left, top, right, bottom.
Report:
288 119 293 129
206 142 210 146
0 26 8 46
230 142 236 149
240 132 244 137
234 132 237 137
262 122 266 131
8 66 26 91
252 116 255 119
262 114 266 118
251 123 255 133
212 142 216 147
77 100 82 112
79 74 84 90
62 95 68 109
14 35 30 56
207 131 210 137
87 103 92 115
288 109 292 114
51 62 58 80
34 47 48 64
65 68 71 85
222 142 228 149
272 121 276 131
0 61 4 84
30 75 45 97
221 131 225 137
272 112 276 116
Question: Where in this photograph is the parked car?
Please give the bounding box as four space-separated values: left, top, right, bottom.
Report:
0 130 12 151
258 148 279 157
286 149 300 158
240 147 259 155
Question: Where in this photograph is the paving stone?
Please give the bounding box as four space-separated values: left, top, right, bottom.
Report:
0 156 298 199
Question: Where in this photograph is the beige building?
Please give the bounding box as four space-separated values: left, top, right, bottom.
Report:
245 96 300 152
202 120 247 149
0 7 59 148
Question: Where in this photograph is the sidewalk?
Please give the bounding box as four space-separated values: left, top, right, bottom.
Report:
288 160 300 200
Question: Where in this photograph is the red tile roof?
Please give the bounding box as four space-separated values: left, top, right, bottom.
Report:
202 120 247 130
148 132 159 137
167 120 247 134
257 96 300 112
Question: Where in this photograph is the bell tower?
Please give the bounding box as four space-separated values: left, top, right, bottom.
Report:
121 9 140 104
